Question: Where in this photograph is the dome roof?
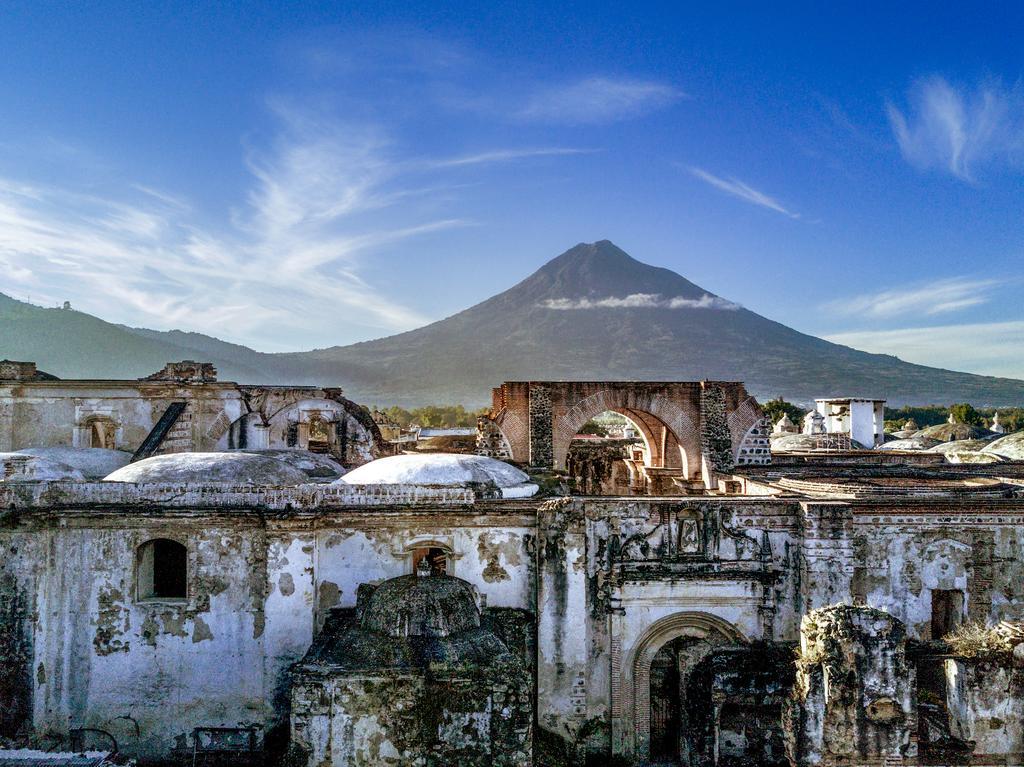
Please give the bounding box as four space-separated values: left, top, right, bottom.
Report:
982 431 1024 460
340 453 538 498
770 433 867 452
361 574 481 638
0 453 85 482
229 449 346 481
913 423 994 443
16 447 131 479
297 573 524 673
877 437 942 451
103 452 309 485
925 439 991 455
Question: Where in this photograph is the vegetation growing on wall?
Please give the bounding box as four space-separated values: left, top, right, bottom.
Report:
944 622 1014 659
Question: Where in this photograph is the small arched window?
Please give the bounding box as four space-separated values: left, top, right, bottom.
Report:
86 417 117 449
411 546 449 576
137 538 187 600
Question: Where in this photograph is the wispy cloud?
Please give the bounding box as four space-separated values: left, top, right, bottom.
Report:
825 321 1024 380
825 277 998 319
0 106 588 350
428 147 595 168
688 167 799 219
887 76 1024 182
540 293 739 310
518 77 682 124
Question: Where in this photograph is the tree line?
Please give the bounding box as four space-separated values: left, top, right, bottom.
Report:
759 397 1023 434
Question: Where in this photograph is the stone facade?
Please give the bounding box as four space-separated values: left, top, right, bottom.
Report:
0 362 382 466
1 377 1024 766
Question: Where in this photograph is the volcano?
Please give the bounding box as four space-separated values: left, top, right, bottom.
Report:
4 240 1024 407
276 240 1024 406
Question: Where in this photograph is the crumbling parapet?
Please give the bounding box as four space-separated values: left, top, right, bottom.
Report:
785 605 915 766
944 622 1024 761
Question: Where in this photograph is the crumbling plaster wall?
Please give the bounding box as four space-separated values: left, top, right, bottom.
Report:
0 383 244 453
310 513 537 632
946 657 1024 760
3 498 538 761
533 496 802 756
850 509 1024 638
28 517 287 758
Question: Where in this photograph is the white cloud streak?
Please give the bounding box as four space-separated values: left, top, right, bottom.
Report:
518 77 681 124
540 293 740 310
825 321 1024 380
0 108 588 350
825 277 998 319
887 76 1024 182
689 167 799 218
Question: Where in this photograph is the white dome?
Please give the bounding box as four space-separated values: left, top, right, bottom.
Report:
877 437 942 451
982 431 1024 461
16 447 132 479
340 453 538 498
230 449 346 482
0 453 85 482
104 452 309 485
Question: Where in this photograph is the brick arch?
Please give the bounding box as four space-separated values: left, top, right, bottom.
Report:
620 612 746 759
496 412 527 461
552 388 701 476
727 397 761 455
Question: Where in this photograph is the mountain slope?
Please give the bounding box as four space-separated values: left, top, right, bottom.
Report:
279 241 1024 407
3 241 1023 408
0 293 281 382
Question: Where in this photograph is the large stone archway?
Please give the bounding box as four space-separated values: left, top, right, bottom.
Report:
480 381 769 482
614 611 747 761
553 388 700 478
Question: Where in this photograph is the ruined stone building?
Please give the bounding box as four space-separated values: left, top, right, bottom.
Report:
1 363 1024 766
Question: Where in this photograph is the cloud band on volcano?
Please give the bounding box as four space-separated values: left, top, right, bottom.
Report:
539 293 740 310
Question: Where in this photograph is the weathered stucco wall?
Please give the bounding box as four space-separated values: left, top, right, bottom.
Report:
852 507 1024 638
0 492 538 761
946 658 1024 761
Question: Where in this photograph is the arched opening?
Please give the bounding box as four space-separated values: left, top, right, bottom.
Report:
552 388 701 482
567 410 647 494
567 408 692 494
137 538 187 600
410 546 449 576
85 416 117 449
647 635 724 764
622 612 747 761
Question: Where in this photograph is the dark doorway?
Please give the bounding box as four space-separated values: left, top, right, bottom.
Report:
931 589 964 639
650 639 683 760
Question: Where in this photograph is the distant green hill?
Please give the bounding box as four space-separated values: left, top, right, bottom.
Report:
3 241 1024 408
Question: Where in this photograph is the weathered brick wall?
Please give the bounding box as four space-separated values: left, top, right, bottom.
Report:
528 384 553 468
700 383 735 473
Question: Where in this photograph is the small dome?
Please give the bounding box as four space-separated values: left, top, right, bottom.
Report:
982 431 1024 461
361 574 481 638
925 439 991 455
0 453 85 482
340 453 537 498
877 437 942 451
770 433 867 452
16 447 131 479
230 449 346 482
913 423 993 443
103 452 309 485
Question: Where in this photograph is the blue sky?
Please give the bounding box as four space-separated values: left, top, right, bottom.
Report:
0 2 1022 377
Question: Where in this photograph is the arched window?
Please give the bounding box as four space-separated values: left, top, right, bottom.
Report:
411 546 449 576
137 538 187 600
85 416 117 449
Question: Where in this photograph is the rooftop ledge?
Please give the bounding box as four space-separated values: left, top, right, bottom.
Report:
0 480 479 511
